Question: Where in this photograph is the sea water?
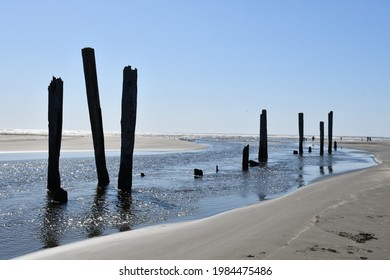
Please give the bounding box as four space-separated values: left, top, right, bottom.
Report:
0 135 376 259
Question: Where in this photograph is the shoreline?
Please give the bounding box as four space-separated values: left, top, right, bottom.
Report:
15 140 390 260
0 134 207 153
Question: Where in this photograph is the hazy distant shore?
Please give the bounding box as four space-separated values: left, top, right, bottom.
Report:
16 139 390 260
1 130 385 153
0 133 206 152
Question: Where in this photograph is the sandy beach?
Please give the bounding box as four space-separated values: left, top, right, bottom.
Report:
0 133 206 152
13 139 390 260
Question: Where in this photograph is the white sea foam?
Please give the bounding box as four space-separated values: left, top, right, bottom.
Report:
0 128 48 135
0 128 125 137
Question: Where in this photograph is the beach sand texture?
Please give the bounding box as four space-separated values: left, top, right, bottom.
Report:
14 140 390 260
0 134 205 152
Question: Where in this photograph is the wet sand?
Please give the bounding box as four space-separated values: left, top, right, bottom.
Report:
15 140 390 260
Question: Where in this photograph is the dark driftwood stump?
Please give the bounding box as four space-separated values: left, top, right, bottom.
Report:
194 169 203 178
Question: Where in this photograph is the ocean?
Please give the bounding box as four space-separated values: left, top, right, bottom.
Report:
0 135 376 259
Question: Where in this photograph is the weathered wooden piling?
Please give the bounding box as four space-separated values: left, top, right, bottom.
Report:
299 112 304 155
258 109 268 162
81 47 110 187
47 77 68 203
328 111 333 155
118 66 138 192
320 121 324 156
242 144 249 171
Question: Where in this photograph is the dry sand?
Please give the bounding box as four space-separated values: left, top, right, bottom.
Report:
13 139 390 260
0 133 206 152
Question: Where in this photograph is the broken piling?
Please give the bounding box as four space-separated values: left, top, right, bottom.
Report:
258 109 268 162
328 111 333 155
320 121 324 156
81 47 110 187
242 144 249 171
47 77 67 203
299 112 304 155
118 66 138 192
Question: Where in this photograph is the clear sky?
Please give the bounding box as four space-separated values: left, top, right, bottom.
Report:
0 0 389 137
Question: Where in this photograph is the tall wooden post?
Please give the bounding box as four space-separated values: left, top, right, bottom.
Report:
299 112 304 155
118 66 138 192
47 77 67 203
242 144 249 171
81 47 110 187
320 121 324 156
258 109 268 162
328 111 333 155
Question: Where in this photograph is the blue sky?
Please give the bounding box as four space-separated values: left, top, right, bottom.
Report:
0 0 389 136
